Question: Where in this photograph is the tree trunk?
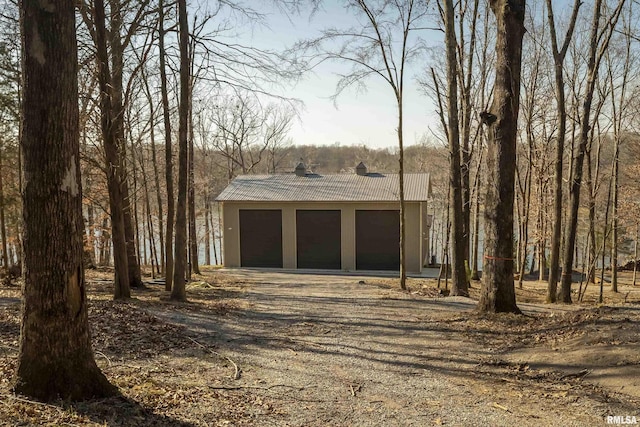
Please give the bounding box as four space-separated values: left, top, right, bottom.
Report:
217 202 223 265
477 0 525 314
86 195 97 268
141 198 148 267
100 217 110 266
598 171 614 303
131 137 143 269
138 145 158 274
586 148 597 284
443 0 469 296
108 0 143 289
212 200 219 265
93 0 129 299
438 183 451 288
459 0 480 274
149 110 165 275
398 101 407 291
171 0 189 301
0 143 8 268
611 193 618 292
538 237 545 282
140 60 165 275
159 0 175 292
559 0 625 303
14 0 116 400
545 0 581 302
610 136 619 293
204 192 211 266
188 90 199 276
517 121 534 289
633 224 638 287
470 147 483 281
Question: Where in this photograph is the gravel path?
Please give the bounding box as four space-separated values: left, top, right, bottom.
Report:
149 272 635 426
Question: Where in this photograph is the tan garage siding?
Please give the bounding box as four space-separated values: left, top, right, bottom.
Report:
222 201 425 273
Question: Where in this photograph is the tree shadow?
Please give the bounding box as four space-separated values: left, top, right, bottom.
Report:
6 393 197 426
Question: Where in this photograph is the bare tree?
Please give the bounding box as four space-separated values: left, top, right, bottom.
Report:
0 136 8 269
206 92 293 180
158 0 175 292
14 0 116 400
92 0 130 299
559 0 625 303
0 4 22 271
140 63 165 274
171 0 189 301
78 0 156 292
544 0 581 302
442 0 469 295
477 0 525 314
297 0 428 290
605 4 635 293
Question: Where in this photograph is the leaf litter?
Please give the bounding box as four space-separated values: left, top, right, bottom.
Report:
0 268 639 425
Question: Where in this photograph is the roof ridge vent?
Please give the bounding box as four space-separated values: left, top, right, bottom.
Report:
356 161 368 176
295 162 306 177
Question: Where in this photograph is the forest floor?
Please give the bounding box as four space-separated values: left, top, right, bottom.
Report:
0 267 640 426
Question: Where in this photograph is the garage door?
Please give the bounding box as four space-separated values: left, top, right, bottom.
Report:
239 209 282 268
296 210 341 269
356 210 400 270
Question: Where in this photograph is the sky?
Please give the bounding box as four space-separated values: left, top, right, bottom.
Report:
215 1 444 150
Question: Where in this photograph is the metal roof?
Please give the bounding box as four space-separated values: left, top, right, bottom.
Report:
215 172 431 202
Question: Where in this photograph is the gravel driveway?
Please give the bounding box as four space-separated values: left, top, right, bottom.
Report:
149 270 636 426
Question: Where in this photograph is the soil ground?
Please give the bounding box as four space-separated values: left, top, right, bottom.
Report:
1 267 639 426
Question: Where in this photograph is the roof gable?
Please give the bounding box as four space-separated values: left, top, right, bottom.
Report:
215 173 431 202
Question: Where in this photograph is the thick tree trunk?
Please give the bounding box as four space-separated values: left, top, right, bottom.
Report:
14 0 116 400
93 0 129 299
159 0 174 292
443 0 469 296
171 0 189 301
477 0 525 314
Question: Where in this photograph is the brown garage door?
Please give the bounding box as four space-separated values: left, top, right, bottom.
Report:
356 210 400 270
296 210 341 269
239 209 282 268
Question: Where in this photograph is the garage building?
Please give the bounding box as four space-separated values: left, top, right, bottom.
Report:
216 163 432 273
